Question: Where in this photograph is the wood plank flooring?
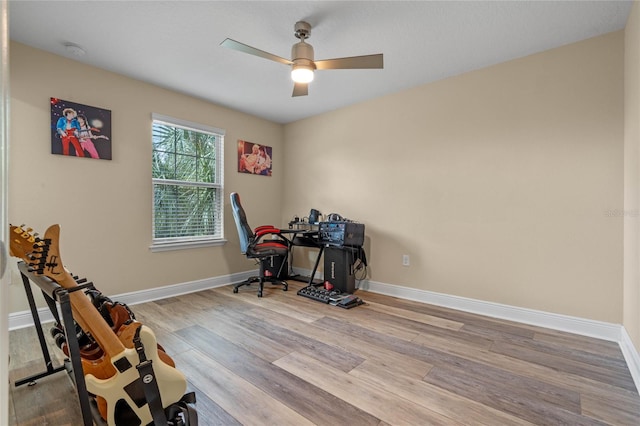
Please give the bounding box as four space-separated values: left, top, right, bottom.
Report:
8 280 640 425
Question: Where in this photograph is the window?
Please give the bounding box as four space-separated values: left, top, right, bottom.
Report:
151 113 225 251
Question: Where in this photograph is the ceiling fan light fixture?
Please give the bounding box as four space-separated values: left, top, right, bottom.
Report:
221 20 383 97
291 64 314 83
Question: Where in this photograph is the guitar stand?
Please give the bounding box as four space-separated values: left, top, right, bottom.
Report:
16 261 198 426
15 261 99 426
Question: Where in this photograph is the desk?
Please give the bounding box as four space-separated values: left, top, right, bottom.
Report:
279 228 324 286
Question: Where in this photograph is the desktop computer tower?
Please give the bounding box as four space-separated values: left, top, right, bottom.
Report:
261 255 288 280
324 246 356 294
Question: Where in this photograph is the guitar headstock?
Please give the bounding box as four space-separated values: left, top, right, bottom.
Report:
9 224 43 261
9 224 64 280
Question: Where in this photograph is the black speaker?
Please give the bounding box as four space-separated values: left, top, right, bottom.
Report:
261 255 288 280
324 246 357 294
309 208 320 223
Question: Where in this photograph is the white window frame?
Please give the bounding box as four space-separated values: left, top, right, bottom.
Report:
150 113 226 252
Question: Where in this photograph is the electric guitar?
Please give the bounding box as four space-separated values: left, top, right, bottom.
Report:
9 224 187 425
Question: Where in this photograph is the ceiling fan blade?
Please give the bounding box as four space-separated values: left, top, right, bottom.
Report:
315 54 383 70
220 38 292 65
292 82 308 97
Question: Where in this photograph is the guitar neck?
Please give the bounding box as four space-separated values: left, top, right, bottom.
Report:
56 272 127 358
36 225 127 358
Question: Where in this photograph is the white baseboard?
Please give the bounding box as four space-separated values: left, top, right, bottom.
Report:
621 327 640 392
10 269 640 393
113 270 254 306
8 270 255 330
358 278 640 393
359 280 622 341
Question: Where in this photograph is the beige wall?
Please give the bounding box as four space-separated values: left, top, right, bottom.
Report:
8 42 284 313
9 30 628 327
284 31 624 323
625 2 640 352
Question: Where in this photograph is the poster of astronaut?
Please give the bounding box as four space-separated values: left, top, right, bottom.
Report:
237 139 272 176
50 97 112 160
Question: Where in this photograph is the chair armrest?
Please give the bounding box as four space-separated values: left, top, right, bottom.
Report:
254 226 283 241
254 225 279 233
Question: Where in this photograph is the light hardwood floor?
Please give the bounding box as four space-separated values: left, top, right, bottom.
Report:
8 280 640 425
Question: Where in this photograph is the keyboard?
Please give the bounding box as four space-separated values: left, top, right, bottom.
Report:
297 286 341 303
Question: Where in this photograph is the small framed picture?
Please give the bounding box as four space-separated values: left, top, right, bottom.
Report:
50 98 112 160
237 139 272 176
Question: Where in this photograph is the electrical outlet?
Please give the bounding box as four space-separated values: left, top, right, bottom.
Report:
402 254 410 266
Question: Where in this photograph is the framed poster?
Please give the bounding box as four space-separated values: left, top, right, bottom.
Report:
50 98 112 160
237 139 272 176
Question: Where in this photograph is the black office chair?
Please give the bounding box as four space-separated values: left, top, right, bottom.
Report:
230 192 289 297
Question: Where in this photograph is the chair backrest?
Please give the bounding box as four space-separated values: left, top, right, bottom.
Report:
230 192 254 254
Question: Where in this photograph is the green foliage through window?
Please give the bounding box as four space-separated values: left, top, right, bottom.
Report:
152 116 224 243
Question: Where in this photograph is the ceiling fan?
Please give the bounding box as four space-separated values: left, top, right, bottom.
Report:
221 21 384 97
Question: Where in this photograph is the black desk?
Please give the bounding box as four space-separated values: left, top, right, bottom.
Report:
279 228 324 286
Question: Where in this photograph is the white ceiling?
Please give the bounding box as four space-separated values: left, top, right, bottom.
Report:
8 1 633 124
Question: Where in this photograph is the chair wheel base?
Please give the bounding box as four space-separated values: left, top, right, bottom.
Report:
232 278 287 297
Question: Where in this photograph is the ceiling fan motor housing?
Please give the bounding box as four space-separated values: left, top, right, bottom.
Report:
292 41 315 70
294 21 311 39
293 20 314 69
